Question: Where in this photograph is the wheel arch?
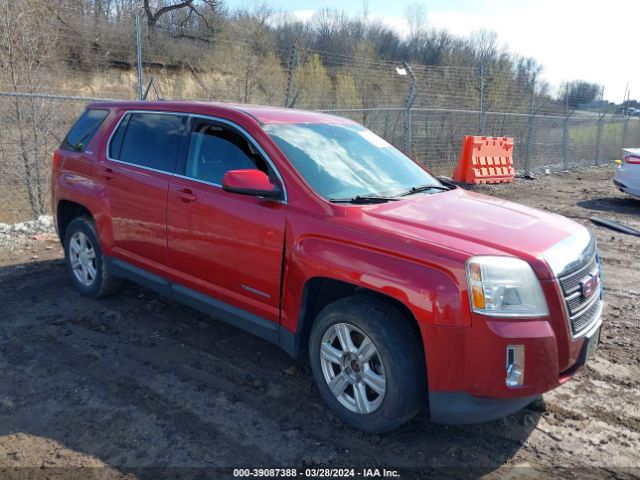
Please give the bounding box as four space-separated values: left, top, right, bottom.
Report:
291 276 423 360
56 200 93 243
282 236 466 359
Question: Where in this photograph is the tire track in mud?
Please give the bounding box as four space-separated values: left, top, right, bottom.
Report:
0 323 282 469
54 313 529 471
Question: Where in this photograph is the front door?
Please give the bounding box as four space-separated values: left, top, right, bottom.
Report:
167 118 286 323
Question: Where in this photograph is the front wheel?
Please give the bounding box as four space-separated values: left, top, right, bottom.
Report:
309 295 427 433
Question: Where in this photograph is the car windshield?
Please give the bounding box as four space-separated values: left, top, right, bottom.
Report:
264 123 441 200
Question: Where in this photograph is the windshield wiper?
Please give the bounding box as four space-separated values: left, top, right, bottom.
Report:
395 184 451 197
330 195 400 204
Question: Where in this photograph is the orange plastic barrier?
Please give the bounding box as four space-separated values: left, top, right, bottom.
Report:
452 136 515 184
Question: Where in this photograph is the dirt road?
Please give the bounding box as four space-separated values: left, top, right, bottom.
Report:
0 166 638 479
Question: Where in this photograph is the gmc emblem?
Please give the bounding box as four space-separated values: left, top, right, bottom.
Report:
580 273 600 298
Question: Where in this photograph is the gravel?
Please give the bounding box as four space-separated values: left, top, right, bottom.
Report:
0 215 55 250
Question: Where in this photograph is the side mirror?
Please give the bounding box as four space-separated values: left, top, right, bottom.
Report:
222 169 280 198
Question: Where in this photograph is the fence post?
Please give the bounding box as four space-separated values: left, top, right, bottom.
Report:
595 114 605 165
478 65 486 135
594 86 606 165
403 60 416 155
283 44 298 108
622 115 629 149
523 76 536 176
135 14 143 101
562 112 572 169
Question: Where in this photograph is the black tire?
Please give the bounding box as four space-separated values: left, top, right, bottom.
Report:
63 216 122 298
309 294 427 433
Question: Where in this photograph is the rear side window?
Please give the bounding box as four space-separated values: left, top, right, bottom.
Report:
108 112 185 173
61 109 109 152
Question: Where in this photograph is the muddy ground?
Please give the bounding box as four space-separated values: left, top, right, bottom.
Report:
0 166 638 479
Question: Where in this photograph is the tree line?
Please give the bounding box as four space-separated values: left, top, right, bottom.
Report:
39 0 609 109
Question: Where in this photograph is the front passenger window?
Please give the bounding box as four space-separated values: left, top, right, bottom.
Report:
185 122 268 185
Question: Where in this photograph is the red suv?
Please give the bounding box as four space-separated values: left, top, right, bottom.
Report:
51 101 603 433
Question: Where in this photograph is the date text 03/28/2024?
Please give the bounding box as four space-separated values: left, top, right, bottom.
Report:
232 468 401 478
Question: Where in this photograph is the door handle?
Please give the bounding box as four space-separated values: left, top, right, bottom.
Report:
99 167 115 180
176 187 197 202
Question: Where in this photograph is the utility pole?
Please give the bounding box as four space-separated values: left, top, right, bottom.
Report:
403 60 417 155
135 14 144 101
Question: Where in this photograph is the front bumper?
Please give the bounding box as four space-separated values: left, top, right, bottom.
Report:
421 290 603 424
429 392 539 424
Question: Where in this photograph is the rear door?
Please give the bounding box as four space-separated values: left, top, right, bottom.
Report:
166 117 286 323
100 111 187 273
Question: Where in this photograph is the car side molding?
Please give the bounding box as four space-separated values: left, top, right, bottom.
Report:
104 257 297 357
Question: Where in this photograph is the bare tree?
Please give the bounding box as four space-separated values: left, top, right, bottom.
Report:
559 81 602 108
0 0 59 218
469 29 498 67
144 0 194 31
143 0 221 34
231 2 276 103
404 2 426 44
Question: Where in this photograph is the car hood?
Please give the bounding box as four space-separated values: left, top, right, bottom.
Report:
358 188 587 276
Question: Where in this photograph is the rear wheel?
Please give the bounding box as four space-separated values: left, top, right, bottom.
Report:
63 216 122 298
309 295 426 433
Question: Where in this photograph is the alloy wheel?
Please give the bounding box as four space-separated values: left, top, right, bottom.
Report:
319 322 387 414
69 231 97 287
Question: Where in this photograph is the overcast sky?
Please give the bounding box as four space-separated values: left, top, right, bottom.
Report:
257 0 638 102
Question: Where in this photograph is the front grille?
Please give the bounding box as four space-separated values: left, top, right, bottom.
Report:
558 253 601 336
570 298 601 335
559 255 597 297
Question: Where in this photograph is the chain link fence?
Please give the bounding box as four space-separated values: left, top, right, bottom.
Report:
1 2 639 223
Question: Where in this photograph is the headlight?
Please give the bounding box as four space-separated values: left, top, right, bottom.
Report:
466 256 549 317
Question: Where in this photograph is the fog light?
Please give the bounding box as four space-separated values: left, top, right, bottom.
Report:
506 345 524 387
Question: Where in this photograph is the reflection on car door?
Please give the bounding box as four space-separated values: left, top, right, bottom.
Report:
167 118 286 324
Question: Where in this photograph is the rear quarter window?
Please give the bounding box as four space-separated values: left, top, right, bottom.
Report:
108 112 185 173
60 109 109 152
